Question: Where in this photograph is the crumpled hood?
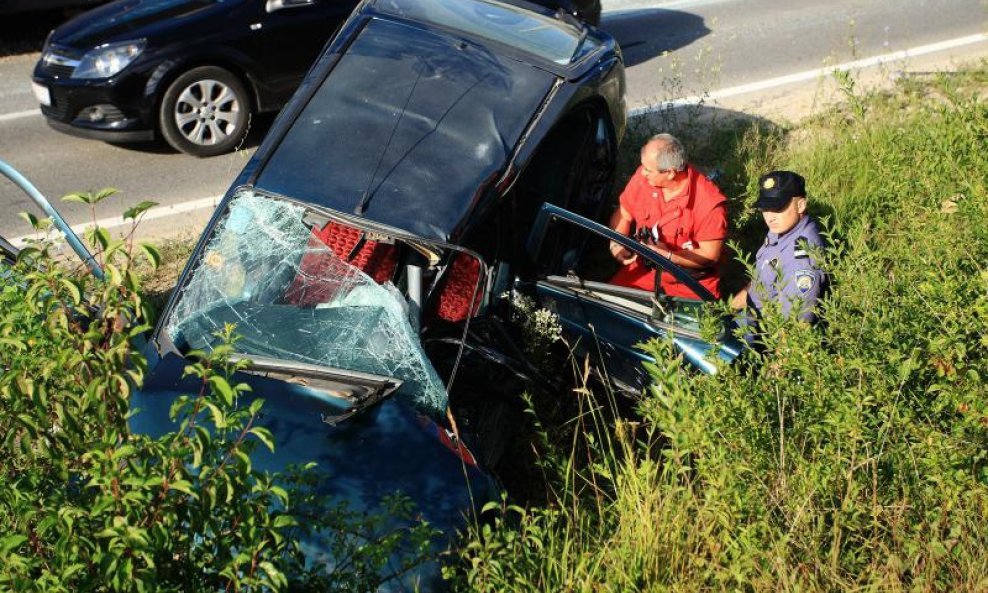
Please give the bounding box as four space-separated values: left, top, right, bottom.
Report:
130 352 492 552
51 0 241 50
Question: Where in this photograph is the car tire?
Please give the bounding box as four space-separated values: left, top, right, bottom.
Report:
159 66 250 157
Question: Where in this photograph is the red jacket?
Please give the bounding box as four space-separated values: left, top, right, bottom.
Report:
610 165 728 298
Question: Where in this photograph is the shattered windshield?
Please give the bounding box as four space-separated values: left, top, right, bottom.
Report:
164 190 449 414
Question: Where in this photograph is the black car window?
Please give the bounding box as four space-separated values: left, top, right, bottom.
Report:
509 106 613 256
377 0 597 65
255 17 554 242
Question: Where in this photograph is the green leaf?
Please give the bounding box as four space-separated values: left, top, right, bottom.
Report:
0 337 27 351
168 479 198 499
59 277 82 305
94 187 119 203
61 192 92 205
209 375 235 407
249 427 275 453
123 201 158 221
203 401 227 430
272 515 298 529
0 534 28 555
85 226 111 250
138 243 162 269
17 211 39 228
104 239 126 261
105 262 123 286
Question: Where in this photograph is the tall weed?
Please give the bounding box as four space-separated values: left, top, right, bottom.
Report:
452 65 988 591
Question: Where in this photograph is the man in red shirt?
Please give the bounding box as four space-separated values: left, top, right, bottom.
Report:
608 133 728 299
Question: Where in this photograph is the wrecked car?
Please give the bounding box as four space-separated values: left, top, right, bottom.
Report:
5 0 741 585
140 0 745 506
116 0 630 584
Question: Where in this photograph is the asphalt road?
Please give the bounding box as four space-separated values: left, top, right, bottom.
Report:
0 0 985 239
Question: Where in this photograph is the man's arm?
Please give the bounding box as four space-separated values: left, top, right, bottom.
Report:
650 239 723 270
608 205 637 265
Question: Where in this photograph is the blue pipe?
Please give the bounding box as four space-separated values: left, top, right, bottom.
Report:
0 158 105 281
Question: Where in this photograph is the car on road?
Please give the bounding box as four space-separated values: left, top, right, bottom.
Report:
30 0 602 157
0 0 106 15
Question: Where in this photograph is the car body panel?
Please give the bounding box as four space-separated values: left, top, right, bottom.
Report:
254 17 557 242
132 352 492 519
243 0 623 246
131 351 492 590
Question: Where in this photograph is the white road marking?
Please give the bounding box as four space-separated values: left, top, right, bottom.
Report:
10 194 221 247
0 108 40 122
605 0 732 12
630 33 988 116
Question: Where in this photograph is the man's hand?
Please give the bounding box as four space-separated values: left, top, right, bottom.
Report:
730 286 749 310
609 241 637 265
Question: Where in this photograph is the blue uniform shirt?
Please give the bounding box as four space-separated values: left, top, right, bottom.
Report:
749 215 826 323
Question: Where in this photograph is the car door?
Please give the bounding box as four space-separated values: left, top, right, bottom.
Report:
522 204 743 393
256 0 357 105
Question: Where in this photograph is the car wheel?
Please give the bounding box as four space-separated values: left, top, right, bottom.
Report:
159 66 250 157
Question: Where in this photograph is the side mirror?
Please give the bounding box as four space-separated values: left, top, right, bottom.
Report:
265 0 315 13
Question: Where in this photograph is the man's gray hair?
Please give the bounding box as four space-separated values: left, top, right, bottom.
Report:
642 133 687 172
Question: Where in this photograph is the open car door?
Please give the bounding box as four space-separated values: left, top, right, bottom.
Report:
523 204 743 394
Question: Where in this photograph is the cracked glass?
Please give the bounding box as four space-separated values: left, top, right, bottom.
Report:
164 190 448 414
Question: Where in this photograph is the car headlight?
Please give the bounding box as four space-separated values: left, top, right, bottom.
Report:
72 41 145 79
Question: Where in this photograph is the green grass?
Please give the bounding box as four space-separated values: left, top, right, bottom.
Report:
449 63 988 592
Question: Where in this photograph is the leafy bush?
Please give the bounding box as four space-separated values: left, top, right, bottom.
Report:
0 194 438 591
451 66 988 591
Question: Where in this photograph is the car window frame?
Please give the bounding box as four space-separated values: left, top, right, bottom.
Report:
525 203 716 302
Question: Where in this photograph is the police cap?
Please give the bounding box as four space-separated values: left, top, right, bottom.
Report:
754 170 806 210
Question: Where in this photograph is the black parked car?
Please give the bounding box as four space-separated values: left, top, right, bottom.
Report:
0 0 106 15
30 0 602 157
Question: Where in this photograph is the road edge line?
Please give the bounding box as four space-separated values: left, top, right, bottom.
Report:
0 108 41 123
629 32 988 116
10 194 221 247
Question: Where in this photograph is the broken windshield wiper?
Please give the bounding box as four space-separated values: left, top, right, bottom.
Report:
228 354 403 425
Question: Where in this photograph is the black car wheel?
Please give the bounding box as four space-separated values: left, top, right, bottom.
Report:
159 66 250 157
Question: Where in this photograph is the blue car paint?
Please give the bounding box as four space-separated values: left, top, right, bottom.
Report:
131 352 495 584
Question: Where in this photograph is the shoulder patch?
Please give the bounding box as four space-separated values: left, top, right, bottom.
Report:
795 270 816 295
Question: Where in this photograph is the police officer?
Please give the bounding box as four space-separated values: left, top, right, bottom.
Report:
731 170 826 323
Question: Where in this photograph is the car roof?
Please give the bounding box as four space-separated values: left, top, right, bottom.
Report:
372 0 596 68
253 6 564 242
